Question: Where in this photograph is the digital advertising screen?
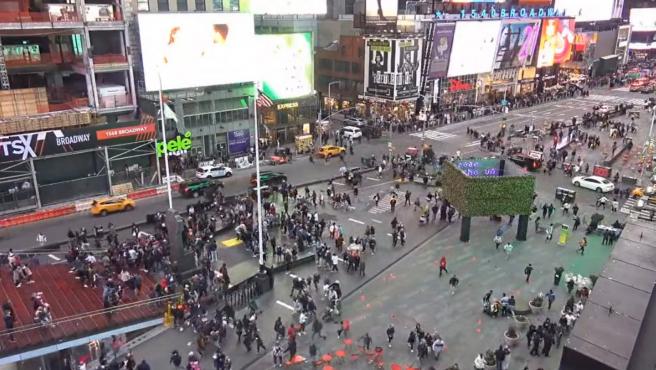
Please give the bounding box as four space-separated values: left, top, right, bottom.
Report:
447 20 502 78
536 18 575 68
554 0 614 22
395 38 423 100
138 13 256 92
365 0 398 25
493 20 540 69
257 33 313 100
630 8 656 32
428 23 455 79
364 38 395 99
248 0 327 15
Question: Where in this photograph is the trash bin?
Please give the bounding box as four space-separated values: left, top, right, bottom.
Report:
255 269 273 293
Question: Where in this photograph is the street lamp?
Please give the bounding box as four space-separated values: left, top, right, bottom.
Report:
327 81 340 121
157 71 174 211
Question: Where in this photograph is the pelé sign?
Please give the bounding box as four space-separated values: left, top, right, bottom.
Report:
156 131 192 158
436 7 565 20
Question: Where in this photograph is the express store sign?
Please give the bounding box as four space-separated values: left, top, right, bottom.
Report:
0 122 156 163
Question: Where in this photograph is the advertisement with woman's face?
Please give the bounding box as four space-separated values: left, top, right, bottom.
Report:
138 13 256 92
536 18 575 68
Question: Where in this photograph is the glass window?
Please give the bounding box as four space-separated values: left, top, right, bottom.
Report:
351 63 360 74
195 0 206 11
345 0 355 14
177 0 188 11
212 0 223 10
334 61 349 73
157 0 169 11
137 0 149 11
319 58 332 70
229 0 240 11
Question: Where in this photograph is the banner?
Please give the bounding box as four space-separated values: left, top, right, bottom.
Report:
0 122 156 163
364 38 395 99
395 38 423 100
428 23 455 79
228 129 250 155
493 20 540 69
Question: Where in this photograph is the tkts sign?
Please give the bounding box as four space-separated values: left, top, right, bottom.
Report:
0 122 156 163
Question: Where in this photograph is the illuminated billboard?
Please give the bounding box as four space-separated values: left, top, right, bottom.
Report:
536 18 575 68
493 19 540 69
364 37 422 101
428 23 455 79
249 0 327 15
138 13 256 92
554 0 614 22
630 8 656 32
447 20 502 78
257 33 313 100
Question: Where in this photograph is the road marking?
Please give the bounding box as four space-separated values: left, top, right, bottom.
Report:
367 177 381 182
348 218 365 225
371 219 382 224
286 273 298 279
48 254 61 261
276 300 295 311
387 233 393 236
410 130 457 142
333 181 345 186
464 141 481 147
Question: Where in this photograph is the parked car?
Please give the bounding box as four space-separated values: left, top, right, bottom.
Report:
317 145 346 158
196 164 233 179
572 175 615 193
178 179 222 198
344 116 366 126
250 171 287 186
91 197 135 216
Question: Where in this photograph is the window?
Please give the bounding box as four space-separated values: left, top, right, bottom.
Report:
157 0 169 11
177 0 188 11
345 0 355 14
319 58 332 70
229 0 240 11
212 0 223 10
334 61 349 73
358 47 364 58
195 0 206 11
137 0 149 11
351 63 360 74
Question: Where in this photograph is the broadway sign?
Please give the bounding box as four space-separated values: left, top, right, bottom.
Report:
0 122 156 163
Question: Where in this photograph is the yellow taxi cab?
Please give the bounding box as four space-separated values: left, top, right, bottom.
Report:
90 196 136 216
316 145 346 158
631 186 655 198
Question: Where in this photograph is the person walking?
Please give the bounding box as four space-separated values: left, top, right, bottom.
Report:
386 324 395 348
578 237 587 255
567 279 575 294
361 332 372 351
407 331 416 353
494 345 506 370
311 318 326 340
493 234 502 249
546 290 556 310
503 242 513 259
448 275 459 295
272 342 283 368
474 353 486 370
545 223 554 241
524 264 534 283
438 256 448 277
432 336 445 361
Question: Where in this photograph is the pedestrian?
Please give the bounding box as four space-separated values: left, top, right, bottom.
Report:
448 275 459 295
337 319 350 338
548 203 555 218
438 256 448 277
545 223 554 241
432 336 444 361
361 332 372 351
573 216 581 231
386 324 395 348
308 342 318 364
578 237 587 255
407 331 416 352
503 242 513 259
170 350 182 369
331 253 339 272
474 353 486 370
494 345 506 370
2 301 16 343
311 318 326 340
534 216 541 232
524 264 533 283
359 259 366 276
284 338 297 361
493 234 502 249
483 290 493 304
136 360 151 370
272 342 283 367
567 279 575 294
546 289 556 310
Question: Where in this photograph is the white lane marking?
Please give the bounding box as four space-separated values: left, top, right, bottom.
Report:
367 177 381 182
333 181 345 186
464 141 481 147
348 218 365 225
276 300 295 311
287 273 298 279
387 233 393 236
371 219 383 224
48 254 61 261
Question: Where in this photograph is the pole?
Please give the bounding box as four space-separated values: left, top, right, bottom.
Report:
253 93 265 266
154 138 162 185
104 146 113 194
158 71 174 210
29 158 41 208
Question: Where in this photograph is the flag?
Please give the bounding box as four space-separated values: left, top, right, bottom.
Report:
162 103 178 123
256 89 273 108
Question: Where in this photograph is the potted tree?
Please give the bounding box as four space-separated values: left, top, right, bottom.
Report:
483 349 496 370
512 312 529 330
504 325 520 347
529 293 545 314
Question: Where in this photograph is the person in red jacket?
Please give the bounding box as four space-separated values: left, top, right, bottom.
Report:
439 256 448 277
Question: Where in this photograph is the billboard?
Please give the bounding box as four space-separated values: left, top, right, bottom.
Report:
138 13 256 92
630 8 656 32
365 0 398 26
554 0 614 22
493 19 540 69
536 18 575 68
447 20 502 78
257 33 313 100
228 129 250 155
0 122 156 163
249 0 327 15
364 38 395 99
395 38 423 100
428 23 456 79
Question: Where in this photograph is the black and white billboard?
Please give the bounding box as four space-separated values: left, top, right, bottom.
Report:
364 37 423 101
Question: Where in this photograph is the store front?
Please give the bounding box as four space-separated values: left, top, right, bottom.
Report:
260 96 317 144
0 121 158 214
484 68 518 101
536 66 559 93
437 74 479 110
518 66 537 95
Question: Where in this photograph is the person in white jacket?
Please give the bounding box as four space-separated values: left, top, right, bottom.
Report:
474 353 486 370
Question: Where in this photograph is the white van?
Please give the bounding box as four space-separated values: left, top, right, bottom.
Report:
341 126 362 140
196 165 233 179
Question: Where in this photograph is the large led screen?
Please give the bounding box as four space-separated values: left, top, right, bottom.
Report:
257 33 313 100
494 20 540 69
249 0 327 15
447 21 502 78
428 23 455 79
138 13 256 92
554 0 614 22
630 8 656 32
536 18 575 68
365 0 398 25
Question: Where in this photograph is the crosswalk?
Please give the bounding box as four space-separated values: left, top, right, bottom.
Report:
410 130 457 142
464 141 481 148
620 197 654 219
585 94 646 107
369 193 394 214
